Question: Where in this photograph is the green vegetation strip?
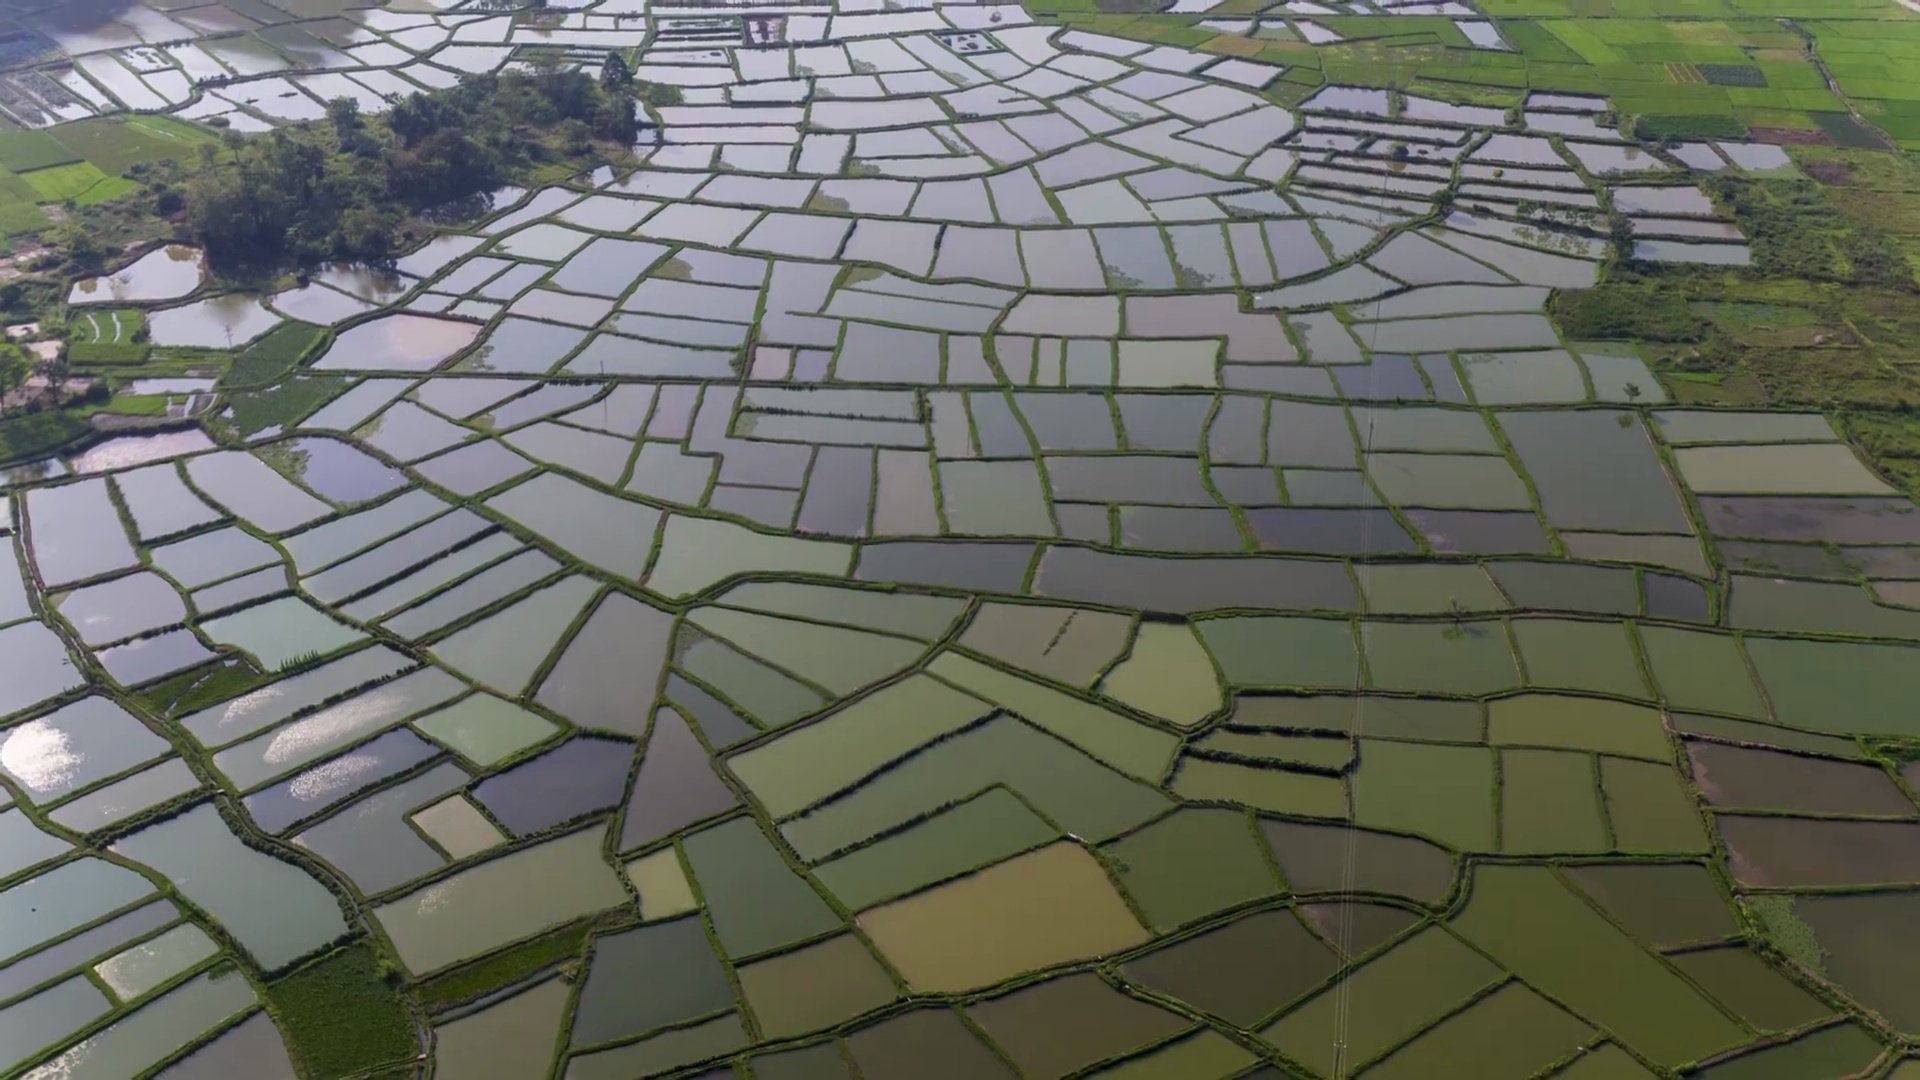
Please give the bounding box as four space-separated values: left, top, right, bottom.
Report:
415 920 601 1014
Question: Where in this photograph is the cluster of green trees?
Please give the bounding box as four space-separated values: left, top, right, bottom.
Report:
1551 282 1708 342
182 65 638 270
1704 173 1909 288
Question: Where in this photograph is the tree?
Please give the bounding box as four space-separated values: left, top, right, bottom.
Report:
602 52 633 93
557 118 592 155
538 68 596 121
42 345 69 390
0 346 30 408
388 91 449 145
338 206 398 260
328 96 380 156
49 222 103 274
327 96 361 135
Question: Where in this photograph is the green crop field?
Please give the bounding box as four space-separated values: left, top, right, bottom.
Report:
72 308 139 344
51 114 218 175
1025 0 1920 145
0 197 48 236
0 130 80 173
22 161 113 202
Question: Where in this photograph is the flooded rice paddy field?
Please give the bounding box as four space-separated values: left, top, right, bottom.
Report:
6 2 1920 1078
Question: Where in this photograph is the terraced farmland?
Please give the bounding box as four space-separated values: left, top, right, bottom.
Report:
1 0 1920 1076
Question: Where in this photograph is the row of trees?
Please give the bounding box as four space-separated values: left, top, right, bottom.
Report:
182 65 638 270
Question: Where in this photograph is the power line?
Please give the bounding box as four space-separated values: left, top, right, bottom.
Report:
1328 124 1412 1080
